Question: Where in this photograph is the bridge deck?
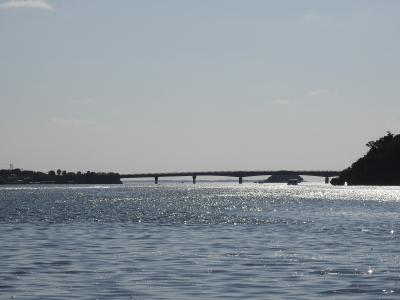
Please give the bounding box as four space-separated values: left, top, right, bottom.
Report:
121 170 341 179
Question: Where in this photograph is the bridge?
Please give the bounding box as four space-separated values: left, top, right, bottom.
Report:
120 170 342 184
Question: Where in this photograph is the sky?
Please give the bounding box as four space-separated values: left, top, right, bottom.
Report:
1 0 399 173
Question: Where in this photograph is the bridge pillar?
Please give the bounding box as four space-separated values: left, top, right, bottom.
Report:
239 177 243 184
155 176 158 184
325 176 329 184
192 175 196 184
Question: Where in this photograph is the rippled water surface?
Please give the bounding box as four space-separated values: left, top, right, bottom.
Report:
1 182 400 299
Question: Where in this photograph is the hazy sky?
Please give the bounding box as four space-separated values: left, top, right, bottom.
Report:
1 0 399 173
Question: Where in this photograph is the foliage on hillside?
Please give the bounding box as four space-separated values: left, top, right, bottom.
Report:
0 169 121 184
331 132 400 185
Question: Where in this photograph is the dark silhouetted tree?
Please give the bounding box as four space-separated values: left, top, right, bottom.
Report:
332 131 400 185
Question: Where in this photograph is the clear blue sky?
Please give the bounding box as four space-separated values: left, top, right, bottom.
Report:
1 0 399 173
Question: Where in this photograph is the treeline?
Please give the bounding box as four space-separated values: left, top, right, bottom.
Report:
0 169 121 184
331 131 400 185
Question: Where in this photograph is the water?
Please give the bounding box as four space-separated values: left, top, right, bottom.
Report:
0 182 399 299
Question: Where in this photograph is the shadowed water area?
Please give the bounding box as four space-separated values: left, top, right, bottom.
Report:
0 183 399 299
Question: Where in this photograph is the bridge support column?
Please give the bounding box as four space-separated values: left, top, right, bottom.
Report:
239 177 243 184
155 176 158 184
325 176 329 184
192 175 196 184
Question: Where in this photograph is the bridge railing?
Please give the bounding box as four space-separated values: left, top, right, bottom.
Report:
120 170 342 178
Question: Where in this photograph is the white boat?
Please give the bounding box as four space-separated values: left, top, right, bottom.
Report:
287 179 298 185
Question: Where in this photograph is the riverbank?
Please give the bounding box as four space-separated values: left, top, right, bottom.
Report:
331 132 400 186
0 169 121 184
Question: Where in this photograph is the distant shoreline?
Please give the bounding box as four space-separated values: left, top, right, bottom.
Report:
0 169 122 185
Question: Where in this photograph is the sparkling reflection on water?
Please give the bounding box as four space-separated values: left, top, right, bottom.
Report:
0 183 399 299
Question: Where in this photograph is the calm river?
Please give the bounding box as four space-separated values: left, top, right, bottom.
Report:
0 182 399 299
